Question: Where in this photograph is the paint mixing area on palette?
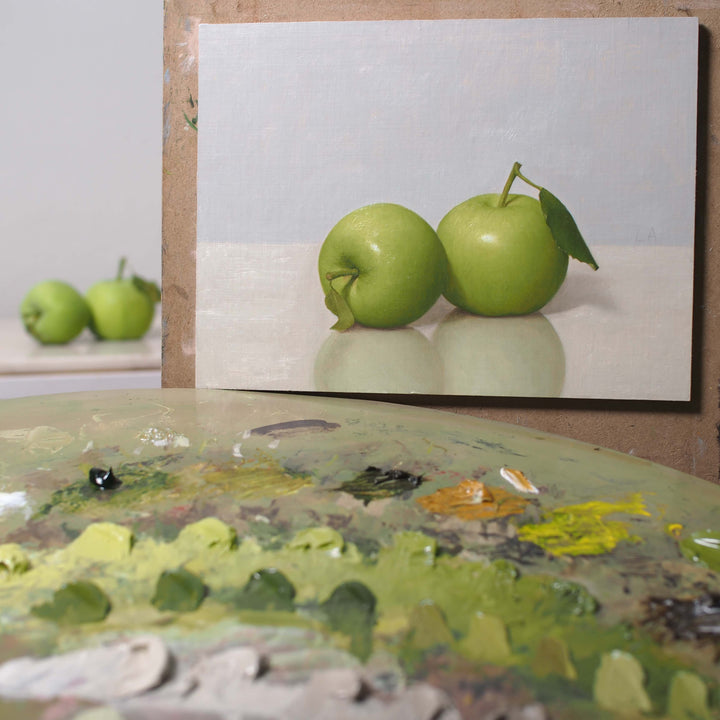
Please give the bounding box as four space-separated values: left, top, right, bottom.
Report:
0 389 718 719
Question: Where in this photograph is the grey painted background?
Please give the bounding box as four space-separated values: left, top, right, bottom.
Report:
198 18 697 250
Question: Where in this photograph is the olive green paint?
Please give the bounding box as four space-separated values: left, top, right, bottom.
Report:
458 612 511 664
593 650 652 715
31 581 111 624
679 531 720 572
336 467 424 505
0 544 30 577
1 520 717 716
152 568 206 612
320 580 377 661
668 671 712 720
532 636 577 681
234 568 296 612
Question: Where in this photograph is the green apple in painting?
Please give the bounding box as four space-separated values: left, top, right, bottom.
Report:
318 203 448 330
433 309 565 397
314 326 443 394
20 280 91 344
437 162 598 316
438 194 568 316
86 259 160 340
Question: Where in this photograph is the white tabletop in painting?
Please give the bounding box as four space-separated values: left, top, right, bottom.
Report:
196 243 693 402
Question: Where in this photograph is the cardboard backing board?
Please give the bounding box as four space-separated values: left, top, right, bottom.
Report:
162 0 719 481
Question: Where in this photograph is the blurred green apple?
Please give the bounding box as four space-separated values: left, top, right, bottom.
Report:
20 280 90 345
318 203 448 330
433 309 565 397
86 258 160 340
437 162 597 316
314 326 443 393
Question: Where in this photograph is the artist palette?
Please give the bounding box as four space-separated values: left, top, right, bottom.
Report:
0 389 717 719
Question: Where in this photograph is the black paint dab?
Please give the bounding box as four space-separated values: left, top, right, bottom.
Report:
88 467 121 491
337 466 424 506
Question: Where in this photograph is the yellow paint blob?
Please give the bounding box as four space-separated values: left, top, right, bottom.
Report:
594 650 652 715
0 543 31 577
668 670 712 720
417 479 531 520
518 494 650 557
175 518 237 552
67 522 134 562
286 527 344 553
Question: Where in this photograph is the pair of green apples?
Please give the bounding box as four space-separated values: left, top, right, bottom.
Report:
20 259 160 345
318 163 598 331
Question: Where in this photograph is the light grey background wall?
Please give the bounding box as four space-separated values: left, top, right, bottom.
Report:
0 0 163 318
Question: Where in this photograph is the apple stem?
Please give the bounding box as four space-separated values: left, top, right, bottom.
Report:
497 162 543 207
325 269 359 283
116 257 127 281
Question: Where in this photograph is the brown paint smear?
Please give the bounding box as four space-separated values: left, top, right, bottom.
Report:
417 480 531 520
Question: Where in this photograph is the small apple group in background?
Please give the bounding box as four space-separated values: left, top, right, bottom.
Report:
318 162 598 332
20 258 160 345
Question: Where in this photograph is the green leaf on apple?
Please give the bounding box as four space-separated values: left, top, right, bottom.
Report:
324 279 355 331
132 275 162 303
539 188 599 270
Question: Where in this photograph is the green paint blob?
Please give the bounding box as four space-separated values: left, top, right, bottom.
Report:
458 612 511 664
67 522 133 562
549 580 598 617
679 531 720 571
388 531 437 567
35 463 173 518
31 580 111 624
175 517 237 551
152 568 206 612
286 527 344 553
532 636 577 680
0 544 30 577
667 671 712 720
236 568 296 611
593 650 652 715
321 580 377 661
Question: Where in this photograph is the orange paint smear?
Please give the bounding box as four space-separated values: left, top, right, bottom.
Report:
417 479 531 520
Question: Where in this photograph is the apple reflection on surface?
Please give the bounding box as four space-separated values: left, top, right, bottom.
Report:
314 326 443 394
432 310 566 397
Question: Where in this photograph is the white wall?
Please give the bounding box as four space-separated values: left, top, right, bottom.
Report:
0 0 163 318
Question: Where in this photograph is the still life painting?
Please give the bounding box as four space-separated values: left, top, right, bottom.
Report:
0 388 719 719
195 17 698 400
